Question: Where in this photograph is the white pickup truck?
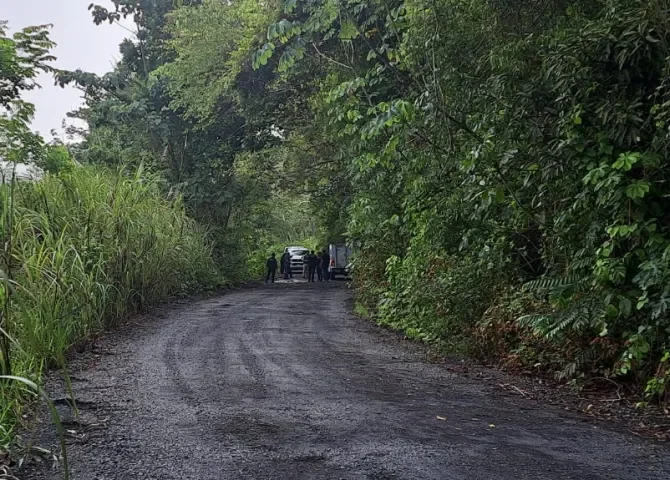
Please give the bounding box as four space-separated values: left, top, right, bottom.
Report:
284 246 309 274
328 244 352 279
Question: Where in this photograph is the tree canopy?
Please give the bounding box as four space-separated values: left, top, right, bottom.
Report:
0 22 54 164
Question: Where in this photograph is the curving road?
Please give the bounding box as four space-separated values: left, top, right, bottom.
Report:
25 281 669 479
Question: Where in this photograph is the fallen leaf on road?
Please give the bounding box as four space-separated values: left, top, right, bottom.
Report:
436 416 447 421
489 424 495 428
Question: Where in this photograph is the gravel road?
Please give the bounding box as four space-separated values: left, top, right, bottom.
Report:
23 281 670 479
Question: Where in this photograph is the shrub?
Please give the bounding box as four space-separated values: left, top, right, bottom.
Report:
0 165 220 447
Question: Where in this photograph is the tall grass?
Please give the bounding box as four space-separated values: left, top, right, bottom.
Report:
0 165 220 450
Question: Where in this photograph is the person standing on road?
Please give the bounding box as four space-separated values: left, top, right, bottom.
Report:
287 252 294 279
322 249 331 281
302 253 309 279
281 250 292 279
308 250 317 282
316 251 323 282
266 253 278 283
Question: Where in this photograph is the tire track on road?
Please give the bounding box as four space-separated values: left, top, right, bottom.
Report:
22 282 670 480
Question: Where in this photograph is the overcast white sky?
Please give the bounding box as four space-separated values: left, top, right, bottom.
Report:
4 0 132 141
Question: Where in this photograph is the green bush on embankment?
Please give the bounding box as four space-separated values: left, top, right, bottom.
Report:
0 166 220 448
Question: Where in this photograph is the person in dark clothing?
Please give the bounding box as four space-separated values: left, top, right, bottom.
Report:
302 253 309 279
307 250 317 282
322 249 331 281
316 252 323 281
266 253 278 283
281 251 291 279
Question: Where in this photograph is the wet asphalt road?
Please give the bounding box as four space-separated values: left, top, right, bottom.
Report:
24 281 670 479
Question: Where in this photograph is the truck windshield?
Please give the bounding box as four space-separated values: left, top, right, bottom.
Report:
291 250 309 256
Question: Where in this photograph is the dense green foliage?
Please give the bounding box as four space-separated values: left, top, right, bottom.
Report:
0 22 54 164
245 0 670 399
0 164 219 448
57 0 319 270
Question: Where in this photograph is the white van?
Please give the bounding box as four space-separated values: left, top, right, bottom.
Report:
328 244 352 279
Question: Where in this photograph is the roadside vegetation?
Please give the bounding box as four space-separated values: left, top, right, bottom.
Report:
0 165 219 449
244 0 670 403
3 0 670 459
172 0 669 404
0 22 218 453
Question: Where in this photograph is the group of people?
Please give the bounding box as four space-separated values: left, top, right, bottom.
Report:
301 249 331 282
265 249 331 283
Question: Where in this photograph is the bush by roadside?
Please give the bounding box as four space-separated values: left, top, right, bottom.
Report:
0 166 221 449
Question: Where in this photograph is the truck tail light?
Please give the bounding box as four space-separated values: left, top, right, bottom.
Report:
330 258 335 267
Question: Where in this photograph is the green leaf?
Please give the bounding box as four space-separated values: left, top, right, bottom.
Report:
267 22 277 40
339 20 359 40
612 152 640 171
637 295 649 310
284 0 298 13
253 42 276 69
625 181 650 199
606 303 618 318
